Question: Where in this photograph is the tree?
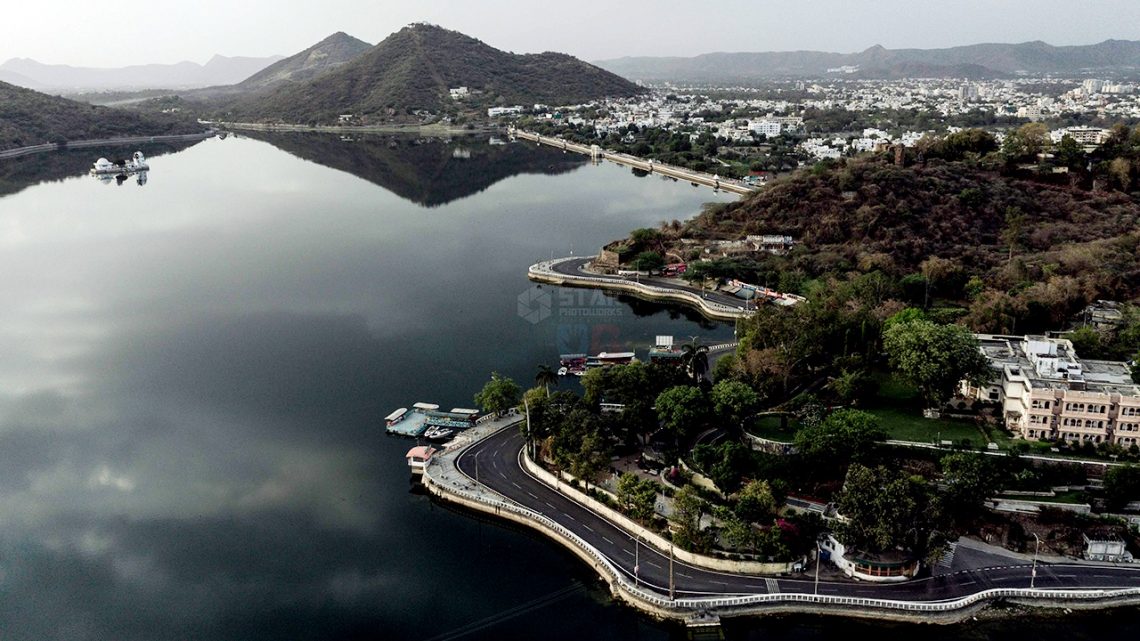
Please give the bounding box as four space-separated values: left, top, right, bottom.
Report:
883 319 992 410
616 472 659 521
940 452 1004 527
534 364 558 397
716 508 757 551
569 428 610 492
734 479 776 522
632 250 665 272
474 372 522 416
827 368 877 405
710 379 760 430
1055 134 1085 170
550 406 609 484
1065 326 1103 359
1109 157 1133 192
1001 122 1048 162
682 339 710 383
793 409 886 466
836 464 943 557
711 352 743 382
1104 465 1140 510
1001 206 1026 263
671 485 710 552
655 385 707 443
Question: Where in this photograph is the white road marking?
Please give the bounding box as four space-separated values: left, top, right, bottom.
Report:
602 537 614 545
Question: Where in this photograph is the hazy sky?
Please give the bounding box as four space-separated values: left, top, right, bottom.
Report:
4 0 1140 67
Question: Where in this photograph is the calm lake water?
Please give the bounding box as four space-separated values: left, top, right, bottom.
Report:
0 134 1137 640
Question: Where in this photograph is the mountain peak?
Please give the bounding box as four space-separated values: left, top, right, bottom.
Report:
229 26 643 122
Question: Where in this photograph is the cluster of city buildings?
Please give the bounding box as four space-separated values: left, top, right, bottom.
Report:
499 76 1136 164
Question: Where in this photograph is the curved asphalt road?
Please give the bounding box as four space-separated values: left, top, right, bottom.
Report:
457 428 1140 601
550 258 751 311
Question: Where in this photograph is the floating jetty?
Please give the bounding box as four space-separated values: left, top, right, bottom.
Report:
385 402 480 438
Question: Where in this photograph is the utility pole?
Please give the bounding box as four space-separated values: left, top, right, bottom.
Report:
524 397 532 460
634 535 640 588
814 540 822 595
669 543 675 600
1030 533 1041 588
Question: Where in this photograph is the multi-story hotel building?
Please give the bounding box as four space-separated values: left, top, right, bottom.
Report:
962 335 1140 446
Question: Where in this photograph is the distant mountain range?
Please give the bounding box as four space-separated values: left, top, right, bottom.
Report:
0 54 285 91
222 24 644 123
243 131 586 207
595 39 1140 82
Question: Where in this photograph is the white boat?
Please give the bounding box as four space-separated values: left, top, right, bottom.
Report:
91 151 149 175
424 426 456 441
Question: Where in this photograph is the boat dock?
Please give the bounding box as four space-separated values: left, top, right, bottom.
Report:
385 402 482 438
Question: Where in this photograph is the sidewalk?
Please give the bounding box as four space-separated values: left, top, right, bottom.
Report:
424 412 525 505
954 535 1135 567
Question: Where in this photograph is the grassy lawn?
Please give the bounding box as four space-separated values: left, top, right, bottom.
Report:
867 373 985 444
868 407 983 443
747 415 798 443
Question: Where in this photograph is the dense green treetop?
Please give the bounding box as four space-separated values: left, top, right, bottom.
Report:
883 319 992 408
473 371 522 415
793 409 886 466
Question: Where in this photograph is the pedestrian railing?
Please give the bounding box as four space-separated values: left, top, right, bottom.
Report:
424 449 1140 615
528 258 752 319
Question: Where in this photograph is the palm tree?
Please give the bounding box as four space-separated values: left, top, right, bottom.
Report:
681 338 710 384
535 364 558 397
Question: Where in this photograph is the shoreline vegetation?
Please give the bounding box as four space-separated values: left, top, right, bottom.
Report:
208 121 498 135
0 131 217 159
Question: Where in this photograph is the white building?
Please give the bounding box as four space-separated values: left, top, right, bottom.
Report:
1063 126 1112 147
749 120 782 138
449 87 469 99
962 335 1140 446
487 106 524 118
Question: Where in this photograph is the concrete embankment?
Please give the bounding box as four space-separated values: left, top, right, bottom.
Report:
528 258 751 322
511 129 757 196
420 421 1140 623
0 131 217 160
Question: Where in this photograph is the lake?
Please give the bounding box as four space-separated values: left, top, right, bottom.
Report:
0 133 1135 640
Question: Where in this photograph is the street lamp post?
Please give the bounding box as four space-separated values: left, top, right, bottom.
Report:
814 540 822 595
524 397 533 460
1030 533 1041 588
634 535 640 588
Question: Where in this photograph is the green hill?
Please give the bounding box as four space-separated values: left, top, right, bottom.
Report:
224 23 643 123
0 81 204 150
236 32 372 91
634 140 1140 334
